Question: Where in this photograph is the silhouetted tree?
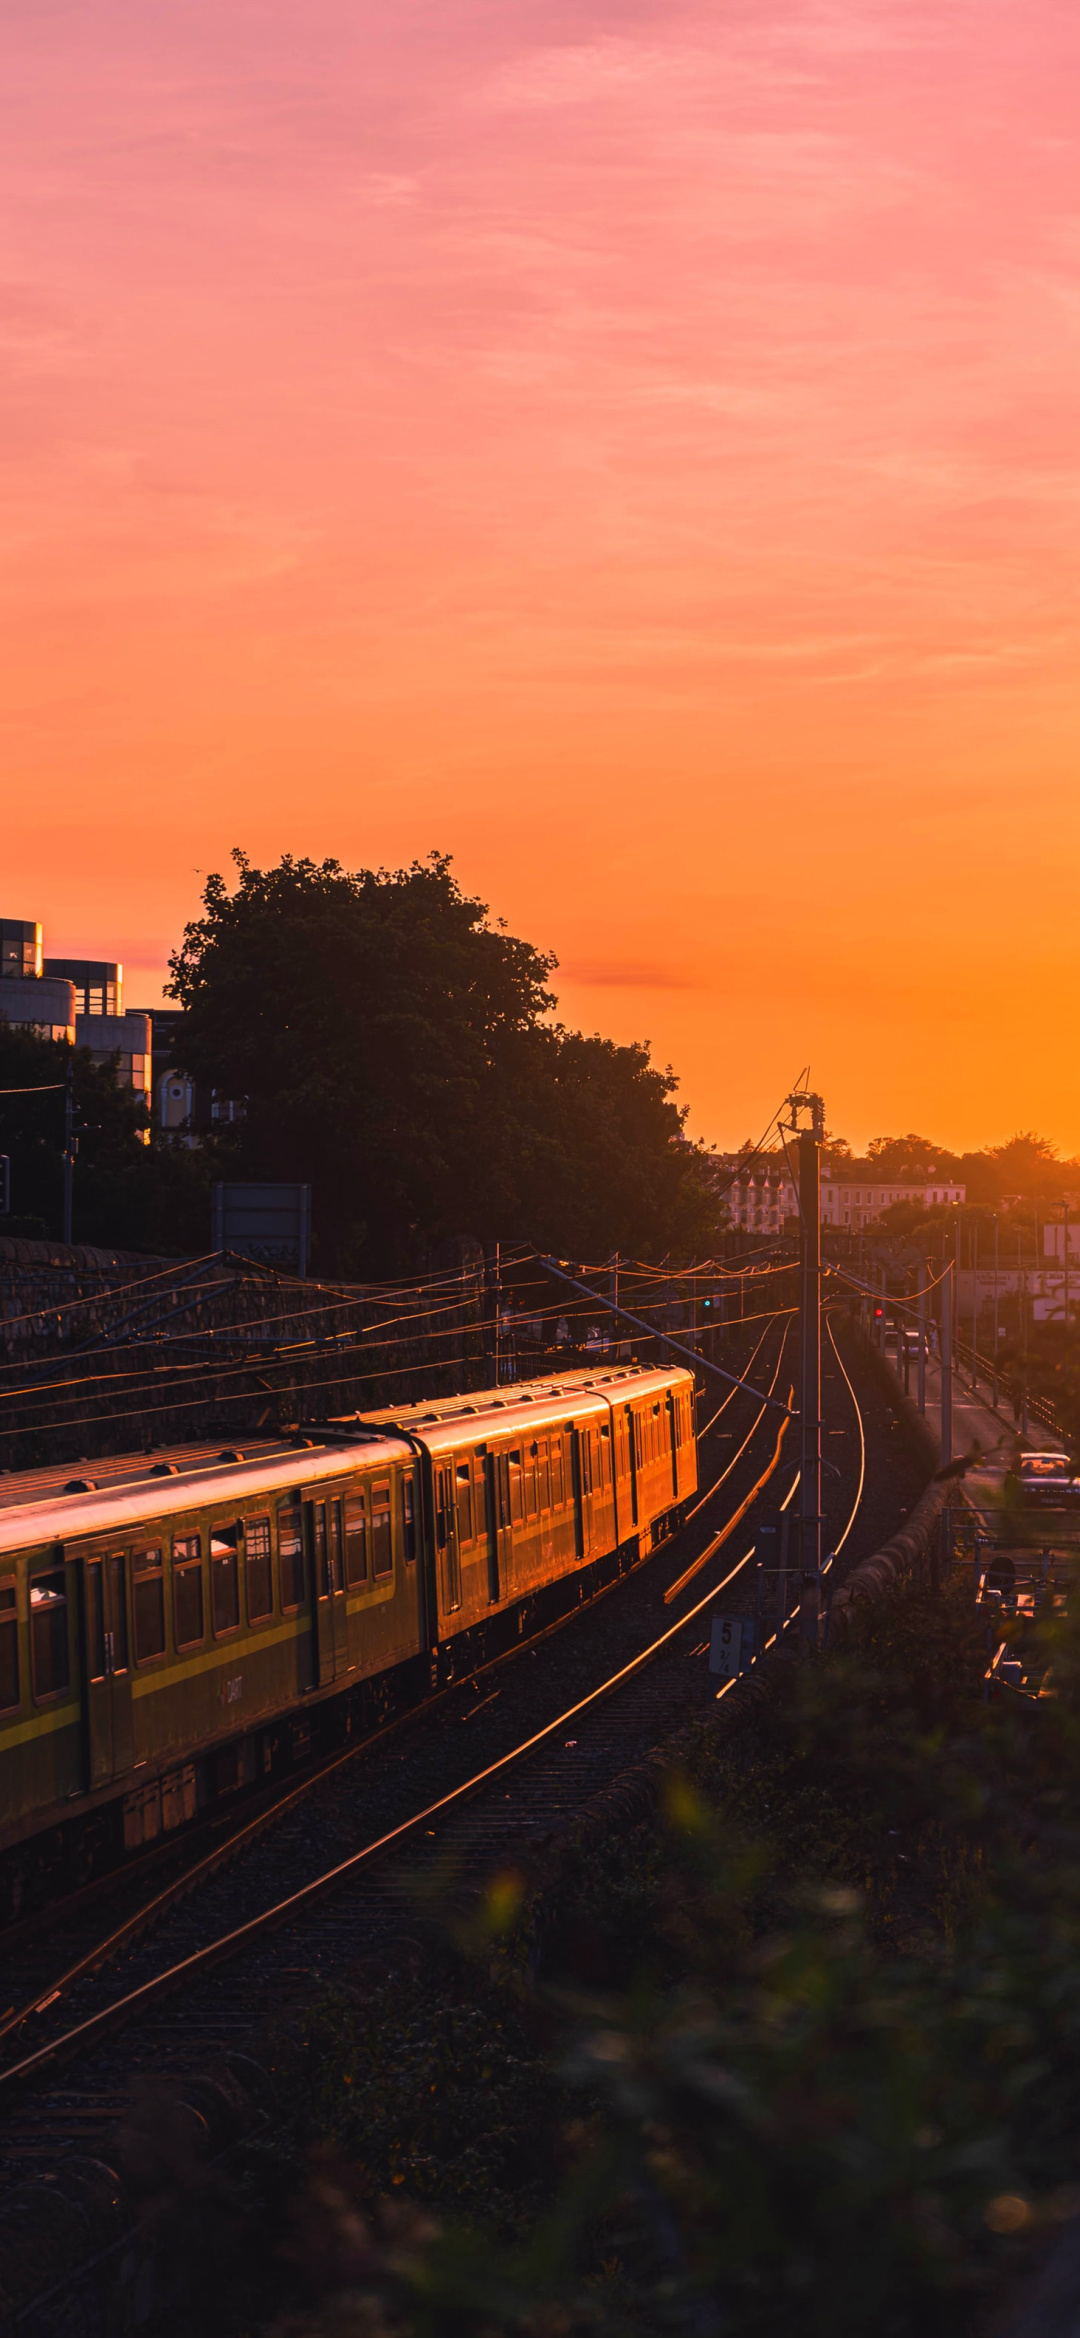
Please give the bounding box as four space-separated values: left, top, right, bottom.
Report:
0 1019 209 1254
168 851 722 1274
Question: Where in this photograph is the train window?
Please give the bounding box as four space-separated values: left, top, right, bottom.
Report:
174 1536 204 1647
344 1491 368 1586
30 1569 69 1700
536 1439 552 1511
632 1413 644 1468
85 1561 106 1680
311 1505 330 1599
551 1435 566 1507
133 1547 166 1662
401 1476 417 1563
579 1429 593 1496
525 1446 539 1522
372 1481 393 1579
508 1453 524 1525
456 1461 474 1545
597 1425 611 1487
246 1516 273 1622
0 1581 18 1712
278 1505 305 1611
211 1524 241 1635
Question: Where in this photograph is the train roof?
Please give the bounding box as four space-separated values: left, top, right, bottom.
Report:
0 1363 694 1556
0 1429 411 1558
342 1361 693 1457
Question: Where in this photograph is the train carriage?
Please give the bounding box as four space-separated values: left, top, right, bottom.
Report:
0 1363 696 1914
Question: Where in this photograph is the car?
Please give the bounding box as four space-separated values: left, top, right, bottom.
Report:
1005 1451 1080 1510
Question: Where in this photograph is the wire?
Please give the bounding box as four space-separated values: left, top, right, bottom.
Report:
697 1316 777 1437
825 1312 866 1556
683 1320 791 1523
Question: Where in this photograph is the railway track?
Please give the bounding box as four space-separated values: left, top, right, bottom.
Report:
0 1309 873 2202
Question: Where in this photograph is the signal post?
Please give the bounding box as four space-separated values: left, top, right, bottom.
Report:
783 1088 825 1647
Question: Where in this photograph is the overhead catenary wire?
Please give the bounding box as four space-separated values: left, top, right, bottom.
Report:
0 1258 804 1423
0 1243 525 1341
0 1272 792 1417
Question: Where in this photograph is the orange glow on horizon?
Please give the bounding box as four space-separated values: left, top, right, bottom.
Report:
4 2 1080 1158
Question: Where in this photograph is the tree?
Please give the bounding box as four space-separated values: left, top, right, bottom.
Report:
0 1018 209 1254
168 851 721 1274
866 1132 960 1180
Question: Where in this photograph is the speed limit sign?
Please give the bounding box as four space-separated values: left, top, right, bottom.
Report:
709 1615 755 1679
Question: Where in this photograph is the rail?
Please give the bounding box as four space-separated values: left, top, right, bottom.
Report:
0 1310 832 2093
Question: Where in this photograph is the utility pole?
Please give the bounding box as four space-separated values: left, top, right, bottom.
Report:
1064 1201 1070 1340
941 1253 953 1466
1020 1229 1029 1438
992 1215 999 1411
972 1220 979 1391
782 1087 824 1649
62 1058 75 1248
955 1204 962 1369
917 1260 926 1415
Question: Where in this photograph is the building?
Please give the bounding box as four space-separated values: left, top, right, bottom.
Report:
717 1166 797 1235
818 1177 964 1229
45 958 122 1017
0 918 43 981
1 916 152 1106
713 1157 965 1233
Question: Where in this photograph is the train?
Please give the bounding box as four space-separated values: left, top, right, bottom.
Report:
0 1362 697 1916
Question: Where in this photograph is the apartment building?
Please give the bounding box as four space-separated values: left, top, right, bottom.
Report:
0 919 152 1104
714 1156 964 1232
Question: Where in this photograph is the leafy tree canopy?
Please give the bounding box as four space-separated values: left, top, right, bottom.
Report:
168 851 721 1274
820 1127 1079 1207
0 1018 208 1254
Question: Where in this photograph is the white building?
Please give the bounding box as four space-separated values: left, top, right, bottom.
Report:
818 1177 964 1229
0 920 152 1106
714 1158 965 1233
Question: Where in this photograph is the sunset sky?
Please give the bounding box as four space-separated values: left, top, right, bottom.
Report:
4 1 1080 1156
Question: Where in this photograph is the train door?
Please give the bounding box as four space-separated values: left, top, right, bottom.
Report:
309 1495 349 1684
623 1406 639 1528
433 1461 462 1618
572 1424 594 1559
667 1391 679 1501
487 1453 511 1603
82 1550 135 1787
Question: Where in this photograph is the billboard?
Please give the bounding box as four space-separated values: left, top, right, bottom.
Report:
212 1182 311 1275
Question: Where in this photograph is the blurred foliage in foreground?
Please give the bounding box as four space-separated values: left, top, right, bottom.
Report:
129 1577 1080 2337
